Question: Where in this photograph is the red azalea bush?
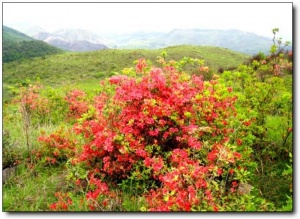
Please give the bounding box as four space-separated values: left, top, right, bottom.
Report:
35 127 78 166
16 84 51 124
47 58 273 211
14 83 71 126
65 89 90 120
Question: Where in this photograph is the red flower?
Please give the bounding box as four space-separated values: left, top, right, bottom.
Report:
207 149 218 162
102 199 109 207
148 128 160 137
188 136 201 149
205 190 212 200
171 149 189 163
144 157 152 167
243 120 251 126
109 75 128 85
233 152 241 159
136 58 148 73
136 149 148 158
217 168 223 176
152 157 164 172
49 203 57 210
232 181 239 187
229 169 235 175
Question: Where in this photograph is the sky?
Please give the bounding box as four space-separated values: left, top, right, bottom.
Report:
2 2 293 40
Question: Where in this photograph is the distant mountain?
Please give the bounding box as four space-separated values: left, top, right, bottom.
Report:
14 24 291 55
162 29 274 55
52 28 106 44
33 31 52 41
106 29 279 55
32 28 109 52
3 26 63 63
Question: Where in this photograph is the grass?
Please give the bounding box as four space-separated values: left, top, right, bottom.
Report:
2 162 146 211
3 45 249 102
249 115 292 208
3 164 68 211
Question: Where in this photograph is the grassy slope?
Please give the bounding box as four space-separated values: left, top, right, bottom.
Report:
3 45 249 86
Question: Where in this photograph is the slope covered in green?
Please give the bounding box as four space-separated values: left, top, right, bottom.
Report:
3 26 34 42
3 26 63 63
3 45 249 86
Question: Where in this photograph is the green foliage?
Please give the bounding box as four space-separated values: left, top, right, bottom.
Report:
218 30 293 208
3 40 63 63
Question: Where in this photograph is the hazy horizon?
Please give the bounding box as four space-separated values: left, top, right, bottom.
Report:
3 2 293 41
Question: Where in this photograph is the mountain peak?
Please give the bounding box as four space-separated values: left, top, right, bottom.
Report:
28 28 109 52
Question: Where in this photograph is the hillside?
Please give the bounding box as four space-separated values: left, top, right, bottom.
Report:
3 45 249 86
3 26 63 63
3 26 33 42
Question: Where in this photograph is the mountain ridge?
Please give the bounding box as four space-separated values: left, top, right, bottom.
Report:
105 28 277 54
7 24 292 55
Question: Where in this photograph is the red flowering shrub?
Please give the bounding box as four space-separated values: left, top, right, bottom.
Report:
16 84 51 124
55 57 262 211
35 127 78 166
135 58 148 73
42 57 278 211
49 192 73 211
14 83 70 126
65 89 89 120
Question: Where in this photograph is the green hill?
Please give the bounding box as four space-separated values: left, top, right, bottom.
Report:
3 45 249 83
3 45 250 101
3 26 63 63
3 26 34 42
